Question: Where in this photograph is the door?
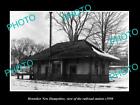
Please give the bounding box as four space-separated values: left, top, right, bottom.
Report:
45 66 49 78
69 64 77 79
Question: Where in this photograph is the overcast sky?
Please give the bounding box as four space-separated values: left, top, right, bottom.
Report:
10 11 68 46
10 11 129 48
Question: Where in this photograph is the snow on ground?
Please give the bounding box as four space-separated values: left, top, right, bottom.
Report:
10 73 129 91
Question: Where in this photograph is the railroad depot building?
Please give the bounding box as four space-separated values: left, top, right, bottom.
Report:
22 40 120 83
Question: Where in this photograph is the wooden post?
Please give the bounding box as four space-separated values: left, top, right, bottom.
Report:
17 74 19 79
60 61 63 76
89 58 92 82
22 74 23 79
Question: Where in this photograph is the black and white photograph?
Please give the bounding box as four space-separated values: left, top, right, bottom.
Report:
1 0 140 104
10 11 129 91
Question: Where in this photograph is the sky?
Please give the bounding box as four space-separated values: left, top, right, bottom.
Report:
10 11 129 48
10 11 68 46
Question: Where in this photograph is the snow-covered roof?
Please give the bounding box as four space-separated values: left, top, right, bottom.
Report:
25 40 120 61
92 47 120 60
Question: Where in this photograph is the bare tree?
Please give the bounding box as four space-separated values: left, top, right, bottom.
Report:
53 12 91 41
84 12 128 53
11 39 26 60
11 38 47 61
53 11 128 55
109 42 126 56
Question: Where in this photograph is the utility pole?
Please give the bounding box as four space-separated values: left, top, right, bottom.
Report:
50 12 52 58
48 12 52 78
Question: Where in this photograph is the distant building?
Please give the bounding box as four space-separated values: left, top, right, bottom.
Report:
21 40 120 83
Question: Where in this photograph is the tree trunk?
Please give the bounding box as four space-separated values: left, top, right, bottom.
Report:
74 35 79 41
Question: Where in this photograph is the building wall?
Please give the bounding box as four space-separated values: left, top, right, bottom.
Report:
33 61 63 80
91 60 109 82
66 59 90 75
33 62 49 80
77 61 89 74
51 61 62 80
63 59 109 83
33 58 109 83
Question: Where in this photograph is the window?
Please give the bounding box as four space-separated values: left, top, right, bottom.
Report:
53 62 61 73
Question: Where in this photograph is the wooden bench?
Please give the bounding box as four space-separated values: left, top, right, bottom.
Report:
17 72 34 80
